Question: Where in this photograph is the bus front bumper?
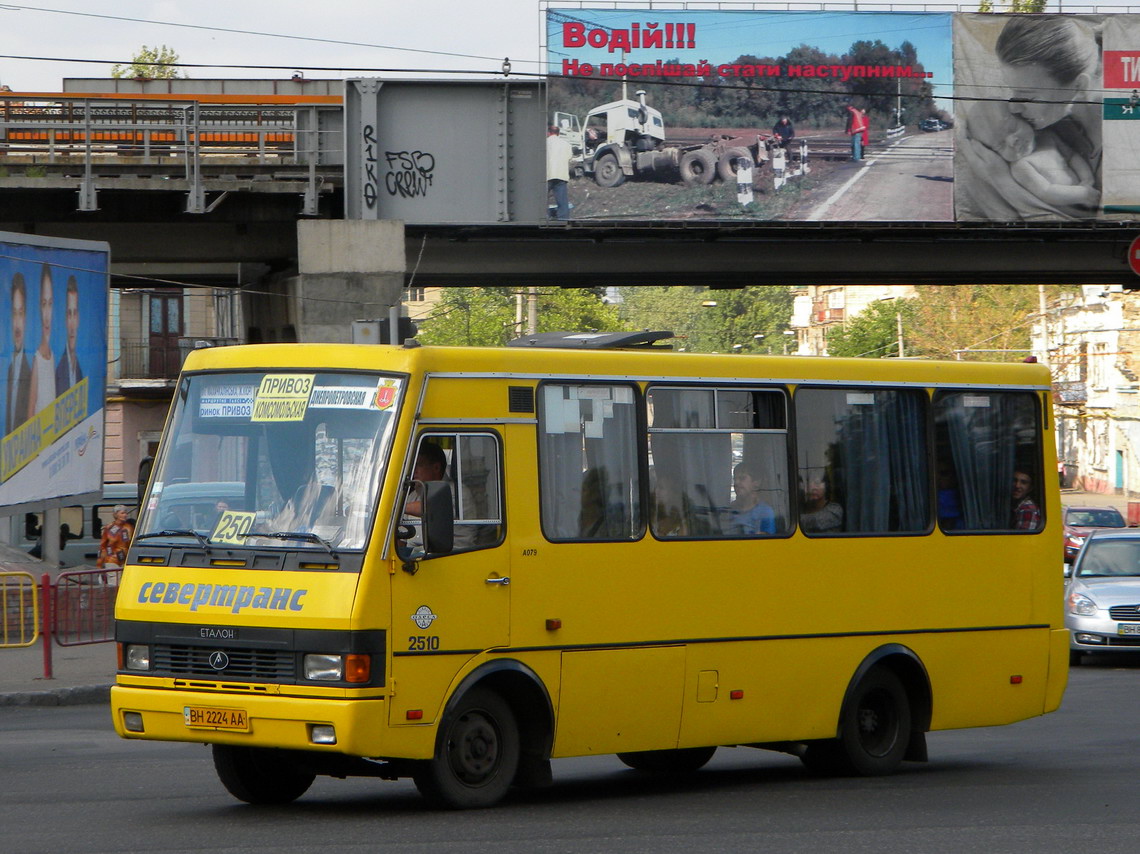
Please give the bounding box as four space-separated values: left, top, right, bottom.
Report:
111 685 432 759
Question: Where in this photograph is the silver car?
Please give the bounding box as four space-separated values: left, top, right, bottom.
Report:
1065 529 1140 665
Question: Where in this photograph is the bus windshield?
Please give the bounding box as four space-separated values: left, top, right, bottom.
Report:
138 370 404 553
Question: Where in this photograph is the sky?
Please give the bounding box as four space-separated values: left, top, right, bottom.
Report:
0 1 1067 94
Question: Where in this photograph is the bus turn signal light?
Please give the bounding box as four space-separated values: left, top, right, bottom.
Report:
345 655 371 683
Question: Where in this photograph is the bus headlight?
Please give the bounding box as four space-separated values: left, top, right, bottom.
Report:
303 653 371 683
1068 593 1097 617
304 653 344 681
124 644 151 671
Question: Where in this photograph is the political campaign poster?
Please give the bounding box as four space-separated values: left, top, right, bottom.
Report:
954 13 1140 222
1 231 109 512
546 8 954 223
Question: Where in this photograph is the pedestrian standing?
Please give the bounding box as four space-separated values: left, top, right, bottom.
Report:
96 504 134 570
844 104 870 161
546 125 573 220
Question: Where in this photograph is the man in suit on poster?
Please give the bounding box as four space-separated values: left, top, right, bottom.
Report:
55 275 84 395
7 272 32 435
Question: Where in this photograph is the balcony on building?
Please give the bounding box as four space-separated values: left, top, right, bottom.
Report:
116 336 238 392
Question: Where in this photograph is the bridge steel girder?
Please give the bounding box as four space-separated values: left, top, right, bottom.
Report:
402 225 1140 288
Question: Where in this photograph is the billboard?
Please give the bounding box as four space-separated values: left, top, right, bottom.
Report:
955 14 1139 222
547 9 952 222
546 9 1140 224
0 231 109 513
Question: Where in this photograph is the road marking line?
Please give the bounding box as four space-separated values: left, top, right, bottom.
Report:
807 135 911 220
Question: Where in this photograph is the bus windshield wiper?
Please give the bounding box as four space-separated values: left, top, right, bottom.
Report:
240 531 337 556
136 529 213 552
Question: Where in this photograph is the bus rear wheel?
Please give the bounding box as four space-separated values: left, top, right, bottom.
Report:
413 687 520 809
211 745 315 804
617 746 717 774
801 667 911 777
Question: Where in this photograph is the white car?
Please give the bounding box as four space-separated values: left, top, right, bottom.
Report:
1065 529 1140 665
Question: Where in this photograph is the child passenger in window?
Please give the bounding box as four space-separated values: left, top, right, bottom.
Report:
731 462 776 535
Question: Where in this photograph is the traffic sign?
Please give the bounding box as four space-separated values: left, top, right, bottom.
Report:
1130 235 1140 276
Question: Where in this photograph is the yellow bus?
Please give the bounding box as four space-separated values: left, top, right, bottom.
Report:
111 333 1067 808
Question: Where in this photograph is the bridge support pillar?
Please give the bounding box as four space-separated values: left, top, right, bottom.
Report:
294 220 406 343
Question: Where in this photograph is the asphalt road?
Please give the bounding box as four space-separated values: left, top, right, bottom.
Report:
796 130 954 222
3 657 1138 854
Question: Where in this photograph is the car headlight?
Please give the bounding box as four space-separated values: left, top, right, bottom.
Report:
1068 592 1098 616
1066 535 1084 547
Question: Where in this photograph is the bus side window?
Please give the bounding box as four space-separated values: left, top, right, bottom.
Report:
934 391 1042 532
794 387 929 535
538 383 642 541
647 386 790 539
405 432 504 553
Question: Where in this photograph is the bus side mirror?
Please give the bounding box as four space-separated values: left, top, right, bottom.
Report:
421 480 454 557
138 456 155 506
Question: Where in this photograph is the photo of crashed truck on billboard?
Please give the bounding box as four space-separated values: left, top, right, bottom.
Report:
545 8 953 223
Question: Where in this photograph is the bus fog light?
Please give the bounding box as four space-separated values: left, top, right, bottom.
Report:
304 653 343 681
309 724 337 744
125 644 151 671
123 712 145 732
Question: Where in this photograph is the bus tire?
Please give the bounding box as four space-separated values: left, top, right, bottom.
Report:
802 667 911 777
413 687 520 809
211 745 315 805
594 153 625 188
617 746 717 774
716 146 753 183
679 149 717 185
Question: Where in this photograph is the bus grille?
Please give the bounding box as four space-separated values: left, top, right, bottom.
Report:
1108 604 1140 621
153 644 296 681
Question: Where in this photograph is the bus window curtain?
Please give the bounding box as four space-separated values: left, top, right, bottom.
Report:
940 393 1020 531
539 385 641 540
835 390 927 533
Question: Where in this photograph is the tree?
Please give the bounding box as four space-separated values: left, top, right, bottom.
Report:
977 0 1047 12
112 45 185 80
826 299 917 358
618 286 793 354
905 285 1058 362
416 286 627 347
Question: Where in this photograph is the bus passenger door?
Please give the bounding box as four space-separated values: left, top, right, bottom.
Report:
389 431 509 722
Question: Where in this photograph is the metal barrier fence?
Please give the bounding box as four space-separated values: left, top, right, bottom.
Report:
0 571 39 647
54 567 120 646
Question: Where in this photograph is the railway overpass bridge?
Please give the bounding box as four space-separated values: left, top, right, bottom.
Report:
2 81 1138 344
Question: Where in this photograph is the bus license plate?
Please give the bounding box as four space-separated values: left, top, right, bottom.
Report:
1118 624 1140 636
184 706 249 731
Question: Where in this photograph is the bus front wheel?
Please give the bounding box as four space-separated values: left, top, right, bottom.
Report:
801 667 911 777
413 687 520 809
617 746 717 774
211 744 316 804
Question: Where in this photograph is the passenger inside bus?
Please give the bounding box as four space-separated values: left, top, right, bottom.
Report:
729 461 776 535
799 472 843 533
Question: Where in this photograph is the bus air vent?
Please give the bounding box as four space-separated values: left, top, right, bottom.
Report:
508 386 535 413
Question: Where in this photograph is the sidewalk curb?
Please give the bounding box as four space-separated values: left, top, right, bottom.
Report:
0 684 111 707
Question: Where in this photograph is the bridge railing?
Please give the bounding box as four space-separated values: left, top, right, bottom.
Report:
0 98 303 164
